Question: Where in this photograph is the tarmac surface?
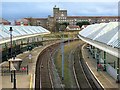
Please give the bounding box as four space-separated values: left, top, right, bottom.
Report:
0 40 58 89
0 41 120 89
82 44 120 89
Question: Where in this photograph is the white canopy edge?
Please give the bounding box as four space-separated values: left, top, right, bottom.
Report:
78 35 120 58
0 32 50 45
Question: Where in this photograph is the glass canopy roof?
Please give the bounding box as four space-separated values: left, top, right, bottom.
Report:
0 25 50 40
79 22 120 48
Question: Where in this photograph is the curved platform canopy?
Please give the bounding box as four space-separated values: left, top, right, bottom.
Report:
78 22 120 58
0 25 50 44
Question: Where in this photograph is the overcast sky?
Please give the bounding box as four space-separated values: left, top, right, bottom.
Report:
1 1 119 21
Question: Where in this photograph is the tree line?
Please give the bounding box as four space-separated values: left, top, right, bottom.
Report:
56 21 90 32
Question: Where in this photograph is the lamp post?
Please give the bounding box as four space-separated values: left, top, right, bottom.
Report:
61 35 64 80
59 28 64 80
9 27 13 59
9 27 20 89
68 32 70 46
9 27 13 83
9 58 22 89
13 68 16 89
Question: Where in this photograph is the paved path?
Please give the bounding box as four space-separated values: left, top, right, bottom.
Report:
0 46 44 89
1 41 119 89
82 44 120 89
0 40 60 89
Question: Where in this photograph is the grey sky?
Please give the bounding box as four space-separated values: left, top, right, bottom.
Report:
2 2 118 21
2 0 119 2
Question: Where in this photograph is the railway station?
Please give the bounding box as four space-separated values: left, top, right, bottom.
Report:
1 1 120 89
78 22 120 82
0 25 51 62
0 21 120 89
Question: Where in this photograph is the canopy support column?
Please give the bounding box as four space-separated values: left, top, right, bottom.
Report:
96 48 101 71
116 57 120 83
103 51 106 71
92 46 95 58
94 48 97 59
89 45 92 54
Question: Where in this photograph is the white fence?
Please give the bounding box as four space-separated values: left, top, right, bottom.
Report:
100 58 118 80
106 64 117 80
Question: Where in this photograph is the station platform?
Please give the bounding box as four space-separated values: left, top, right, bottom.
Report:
0 46 44 89
82 44 120 89
0 40 59 89
0 41 120 89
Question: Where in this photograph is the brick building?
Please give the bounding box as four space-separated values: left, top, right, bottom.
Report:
15 18 30 26
0 18 11 25
23 6 119 32
66 25 81 31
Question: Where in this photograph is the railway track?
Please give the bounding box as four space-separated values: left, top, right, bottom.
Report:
35 40 103 89
35 47 52 89
35 42 61 89
73 44 91 89
73 44 103 90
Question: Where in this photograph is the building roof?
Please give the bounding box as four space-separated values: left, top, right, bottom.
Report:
81 25 88 29
0 18 11 24
60 10 67 11
66 25 80 31
79 22 119 48
16 18 29 22
67 25 80 28
78 22 120 58
25 18 48 20
0 25 50 42
67 16 119 18
15 19 29 25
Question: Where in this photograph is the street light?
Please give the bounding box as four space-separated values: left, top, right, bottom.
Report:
9 27 13 58
59 28 64 80
68 32 70 46
9 27 22 89
9 27 13 83
9 58 22 89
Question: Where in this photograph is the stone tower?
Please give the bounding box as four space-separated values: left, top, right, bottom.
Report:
53 5 59 19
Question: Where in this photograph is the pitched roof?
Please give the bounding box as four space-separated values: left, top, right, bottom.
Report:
67 16 119 18
16 18 29 22
67 25 80 28
25 18 47 20
0 18 10 23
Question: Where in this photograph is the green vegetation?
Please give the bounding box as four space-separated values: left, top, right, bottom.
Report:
60 22 69 27
76 21 90 28
43 32 78 39
54 41 81 88
55 22 69 32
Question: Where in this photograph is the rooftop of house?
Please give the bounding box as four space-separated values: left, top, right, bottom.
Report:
0 18 10 23
67 16 119 18
67 25 80 28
